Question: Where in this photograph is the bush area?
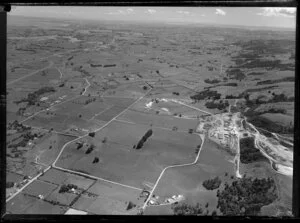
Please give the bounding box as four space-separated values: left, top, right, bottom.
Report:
226 68 246 81
244 93 294 107
135 129 153 150
7 120 31 132
171 202 204 215
126 201 136 210
7 131 42 149
239 59 294 71
202 176 222 190
15 86 56 106
190 89 221 101
217 176 278 216
85 144 94 154
239 137 268 164
247 116 293 134
59 184 78 193
205 100 229 110
204 78 220 84
256 76 294 85
6 181 14 188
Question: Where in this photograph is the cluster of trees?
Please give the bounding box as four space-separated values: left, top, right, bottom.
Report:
15 86 56 106
217 176 278 216
8 120 31 132
256 76 294 86
239 59 293 71
204 78 220 84
88 132 95 137
226 68 246 81
225 94 241 99
6 181 14 188
143 86 148 90
244 92 293 108
103 64 116 67
75 142 83 150
202 176 222 190
205 100 229 111
59 184 78 193
172 92 180 96
171 203 204 215
190 89 221 102
222 83 238 87
85 144 95 154
83 97 96 105
239 137 268 164
90 63 103 67
134 129 153 150
247 115 294 134
8 131 40 149
93 157 99 164
126 201 137 210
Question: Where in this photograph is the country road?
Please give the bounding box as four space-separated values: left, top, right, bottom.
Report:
82 78 91 96
7 61 54 85
6 89 153 203
20 95 81 124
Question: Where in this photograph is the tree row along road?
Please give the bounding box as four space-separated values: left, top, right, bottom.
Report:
142 134 205 210
6 89 153 203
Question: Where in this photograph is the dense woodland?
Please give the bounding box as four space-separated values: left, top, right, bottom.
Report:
239 137 268 164
217 176 278 216
202 176 222 190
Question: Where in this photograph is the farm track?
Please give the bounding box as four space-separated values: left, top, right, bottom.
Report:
7 61 54 85
142 134 205 210
19 94 81 124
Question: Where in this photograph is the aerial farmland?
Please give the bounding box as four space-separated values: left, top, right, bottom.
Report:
5 7 295 217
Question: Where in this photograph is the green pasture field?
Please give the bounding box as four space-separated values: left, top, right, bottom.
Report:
6 171 24 184
38 168 69 185
6 193 40 214
25 133 77 166
7 68 33 83
129 96 203 118
55 120 202 188
71 194 98 211
144 205 173 215
116 109 197 132
87 180 142 205
101 81 147 98
22 97 108 133
22 67 61 84
45 187 78 206
148 85 195 99
147 138 236 215
23 199 68 214
23 179 58 198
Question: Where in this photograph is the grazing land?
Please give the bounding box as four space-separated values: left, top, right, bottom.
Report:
6 15 294 216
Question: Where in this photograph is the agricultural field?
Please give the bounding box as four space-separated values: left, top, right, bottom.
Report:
144 138 235 215
55 120 202 188
6 9 295 217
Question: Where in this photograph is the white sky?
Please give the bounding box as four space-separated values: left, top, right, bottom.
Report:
9 6 296 29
